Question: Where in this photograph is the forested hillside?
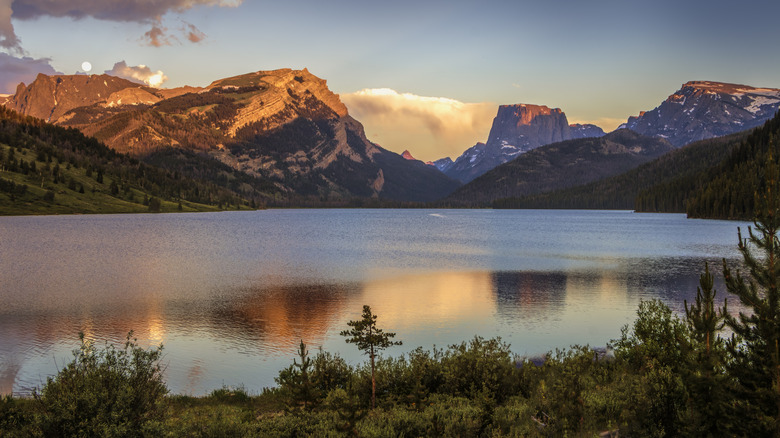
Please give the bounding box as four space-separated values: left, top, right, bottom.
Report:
491 131 747 211
667 112 780 219
492 112 780 219
447 129 673 205
0 107 273 214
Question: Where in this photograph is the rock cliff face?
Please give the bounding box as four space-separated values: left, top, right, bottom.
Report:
439 104 603 183
485 104 572 151
206 68 349 137
3 69 460 202
5 74 143 122
622 81 780 147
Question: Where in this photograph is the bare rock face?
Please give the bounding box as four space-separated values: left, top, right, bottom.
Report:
104 87 161 107
622 81 780 147
206 68 349 137
5 74 143 122
485 104 572 151
439 104 604 183
401 150 417 160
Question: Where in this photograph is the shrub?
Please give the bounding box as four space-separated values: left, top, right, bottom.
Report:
34 332 168 437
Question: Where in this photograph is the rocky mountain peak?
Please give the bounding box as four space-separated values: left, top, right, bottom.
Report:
205 68 349 137
486 104 571 149
623 80 780 147
5 73 143 122
401 150 417 160
436 104 609 183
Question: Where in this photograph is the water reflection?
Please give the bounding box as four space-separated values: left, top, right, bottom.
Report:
0 265 734 396
493 271 567 324
208 284 359 353
0 210 750 395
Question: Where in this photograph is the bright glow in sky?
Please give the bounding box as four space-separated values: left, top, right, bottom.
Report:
2 0 780 160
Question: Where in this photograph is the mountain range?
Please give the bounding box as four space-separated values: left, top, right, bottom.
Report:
3 69 459 203
2 70 780 213
432 81 780 186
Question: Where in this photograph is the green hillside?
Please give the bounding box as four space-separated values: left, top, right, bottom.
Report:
0 107 267 215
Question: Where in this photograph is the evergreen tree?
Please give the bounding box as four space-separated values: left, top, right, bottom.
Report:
723 149 780 435
684 263 731 436
276 340 319 411
341 305 401 409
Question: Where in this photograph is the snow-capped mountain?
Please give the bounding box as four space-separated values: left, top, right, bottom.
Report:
622 81 780 147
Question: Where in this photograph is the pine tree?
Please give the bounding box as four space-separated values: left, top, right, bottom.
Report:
340 305 401 409
723 149 780 435
684 262 731 436
276 340 319 411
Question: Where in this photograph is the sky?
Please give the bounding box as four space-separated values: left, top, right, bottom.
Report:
1 0 779 162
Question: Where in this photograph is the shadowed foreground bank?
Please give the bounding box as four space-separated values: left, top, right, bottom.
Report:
0 295 773 437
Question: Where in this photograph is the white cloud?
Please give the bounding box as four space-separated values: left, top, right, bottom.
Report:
342 88 496 162
105 61 168 88
0 52 59 93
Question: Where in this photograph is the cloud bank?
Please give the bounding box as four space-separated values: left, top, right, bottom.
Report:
0 0 243 51
105 61 168 88
0 52 59 93
342 88 495 162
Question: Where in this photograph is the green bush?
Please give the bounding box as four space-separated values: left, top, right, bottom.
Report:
0 395 36 437
33 332 167 437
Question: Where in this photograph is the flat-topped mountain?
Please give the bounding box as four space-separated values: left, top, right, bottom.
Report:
3 69 460 202
438 104 604 183
622 81 780 147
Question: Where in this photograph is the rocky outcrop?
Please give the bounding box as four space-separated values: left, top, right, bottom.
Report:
485 104 571 151
439 104 602 183
104 87 161 107
401 150 417 161
622 81 780 147
5 74 143 122
207 68 348 137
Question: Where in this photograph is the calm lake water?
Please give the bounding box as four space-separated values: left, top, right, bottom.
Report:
0 209 749 395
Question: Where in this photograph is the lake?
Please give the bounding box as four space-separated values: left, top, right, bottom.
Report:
0 209 749 396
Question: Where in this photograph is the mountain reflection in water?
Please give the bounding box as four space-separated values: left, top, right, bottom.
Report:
2 267 730 396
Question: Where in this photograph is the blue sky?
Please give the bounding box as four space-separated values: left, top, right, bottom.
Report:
2 0 779 160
